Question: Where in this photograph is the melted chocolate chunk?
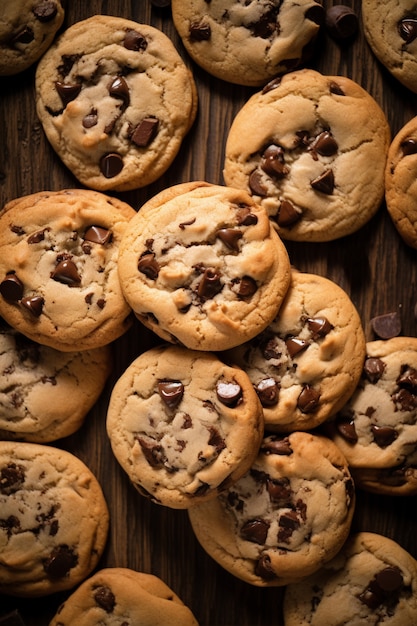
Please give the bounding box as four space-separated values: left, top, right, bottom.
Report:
285 336 309 357
123 29 147 51
261 145 289 178
20 296 44 317
43 545 78 579
401 138 417 155
307 316 333 338
33 1 58 22
83 109 98 128
236 207 258 226
309 131 338 158
397 366 417 391
297 385 320 413
371 424 398 447
130 117 159 147
189 20 211 41
255 554 277 580
363 357 385 383
216 381 242 407
0 463 25 494
216 228 242 251
0 273 24 302
392 387 417 411
398 17 417 44
325 5 359 40
100 153 124 178
108 76 130 105
336 415 358 443
236 276 257 299
84 226 112 245
138 252 160 280
262 76 282 94
262 336 282 360
55 81 81 106
240 518 270 544
358 566 403 609
249 169 267 196
208 426 226 453
310 169 335 194
329 81 345 96
51 259 81 286
94 586 116 612
277 200 301 227
255 377 279 406
12 26 34 45
261 437 293 456
27 228 49 244
197 268 223 300
157 380 184 409
138 436 165 468
267 477 292 505
248 6 279 38
371 311 402 339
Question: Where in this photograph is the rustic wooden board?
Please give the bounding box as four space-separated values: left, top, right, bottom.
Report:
0 1 416 624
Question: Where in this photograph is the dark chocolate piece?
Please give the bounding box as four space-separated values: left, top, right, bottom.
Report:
398 17 417 44
138 252 160 280
240 518 270 544
189 20 211 41
197 268 223 300
216 381 242 407
310 169 335 194
371 311 402 339
325 5 359 40
99 153 124 178
43 545 78 578
123 29 147 51
20 296 44 317
51 259 81 286
33 1 58 22
216 228 242 251
255 377 279 406
157 380 184 409
236 276 257 298
94 586 116 612
131 117 159 147
277 200 301 226
0 274 24 302
297 385 320 413
84 226 112 245
363 357 385 383
55 81 81 106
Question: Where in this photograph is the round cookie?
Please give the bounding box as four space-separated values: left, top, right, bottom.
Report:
35 15 197 192
223 68 391 241
284 532 417 625
0 441 109 597
49 567 199 626
0 0 64 76
188 431 355 586
171 0 324 87
362 0 417 94
385 115 417 249
325 337 417 496
0 189 135 352
106 344 264 509
0 322 111 443
118 181 291 351
224 270 366 432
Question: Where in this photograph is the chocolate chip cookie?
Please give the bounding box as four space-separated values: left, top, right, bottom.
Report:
188 431 355 586
171 0 324 86
49 567 199 625
223 69 391 241
0 441 109 597
0 322 111 443
106 344 264 509
0 189 135 352
326 337 417 496
224 270 366 432
0 0 64 76
385 115 417 249
284 532 417 625
118 181 291 351
35 15 197 191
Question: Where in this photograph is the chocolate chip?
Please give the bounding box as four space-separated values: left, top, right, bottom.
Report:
55 81 82 106
363 357 385 383
297 385 320 413
278 510 300 542
371 311 402 339
208 426 226 453
401 138 417 155
94 585 116 612
285 337 309 357
267 477 292 505
84 226 112 245
20 296 44 317
397 366 417 391
216 228 242 251
249 169 267 196
261 437 293 455
43 545 78 579
398 17 417 44
236 207 258 226
33 1 58 22
197 268 223 300
359 566 403 609
310 169 335 194
216 381 242 407
307 316 333 338
277 200 301 227
157 380 184 409
0 463 25 494
12 26 34 45
0 273 24 302
108 76 130 105
371 424 398 447
240 518 270 544
138 436 165 468
248 6 279 38
99 153 124 178
325 5 359 40
236 276 257 299
123 29 147 51
309 131 338 157
261 145 289 178
392 388 417 411
189 20 211 41
138 252 160 279
329 81 345 96
255 377 279 406
83 109 98 128
375 566 403 592
305 3 325 25
130 117 159 147
255 554 277 580
51 259 81 286
336 415 358 442
27 228 49 244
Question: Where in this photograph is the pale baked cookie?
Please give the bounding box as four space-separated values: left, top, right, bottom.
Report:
0 323 111 443
284 532 417 625
188 431 355 586
0 189 135 352
224 270 366 432
118 181 291 351
49 568 199 626
326 337 417 496
171 0 324 87
0 0 64 76
223 69 391 241
385 115 417 249
107 344 264 508
35 15 197 192
362 0 417 94
0 441 109 597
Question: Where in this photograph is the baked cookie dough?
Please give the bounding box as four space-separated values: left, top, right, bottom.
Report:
362 0 417 94
171 0 324 86
224 270 366 432
118 181 291 351
49 568 199 626
0 441 109 597
326 337 417 496
0 0 64 76
223 68 391 241
0 323 111 443
106 344 264 508
0 189 135 352
188 431 355 586
35 15 197 192
284 532 417 626
385 115 417 249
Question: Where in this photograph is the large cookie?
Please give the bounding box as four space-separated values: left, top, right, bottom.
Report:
0 441 109 597
284 532 417 625
362 0 417 94
0 0 64 76
171 0 324 86
49 568 199 626
0 189 135 352
224 270 366 432
106 344 264 509
325 337 417 496
118 181 291 351
188 431 355 586
385 115 417 249
35 15 197 191
0 323 111 443
223 69 391 241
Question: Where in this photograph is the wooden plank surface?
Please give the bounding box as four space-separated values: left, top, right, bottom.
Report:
0 1 416 624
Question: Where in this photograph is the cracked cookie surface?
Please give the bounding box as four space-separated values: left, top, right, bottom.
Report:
171 0 324 86
223 69 390 241
35 15 197 191
0 189 135 352
188 431 355 586
106 344 264 509
0 441 109 597
118 181 291 351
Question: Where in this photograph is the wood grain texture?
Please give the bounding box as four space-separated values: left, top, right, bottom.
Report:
0 1 416 624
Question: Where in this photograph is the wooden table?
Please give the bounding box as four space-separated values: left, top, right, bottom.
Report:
0 1 416 624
